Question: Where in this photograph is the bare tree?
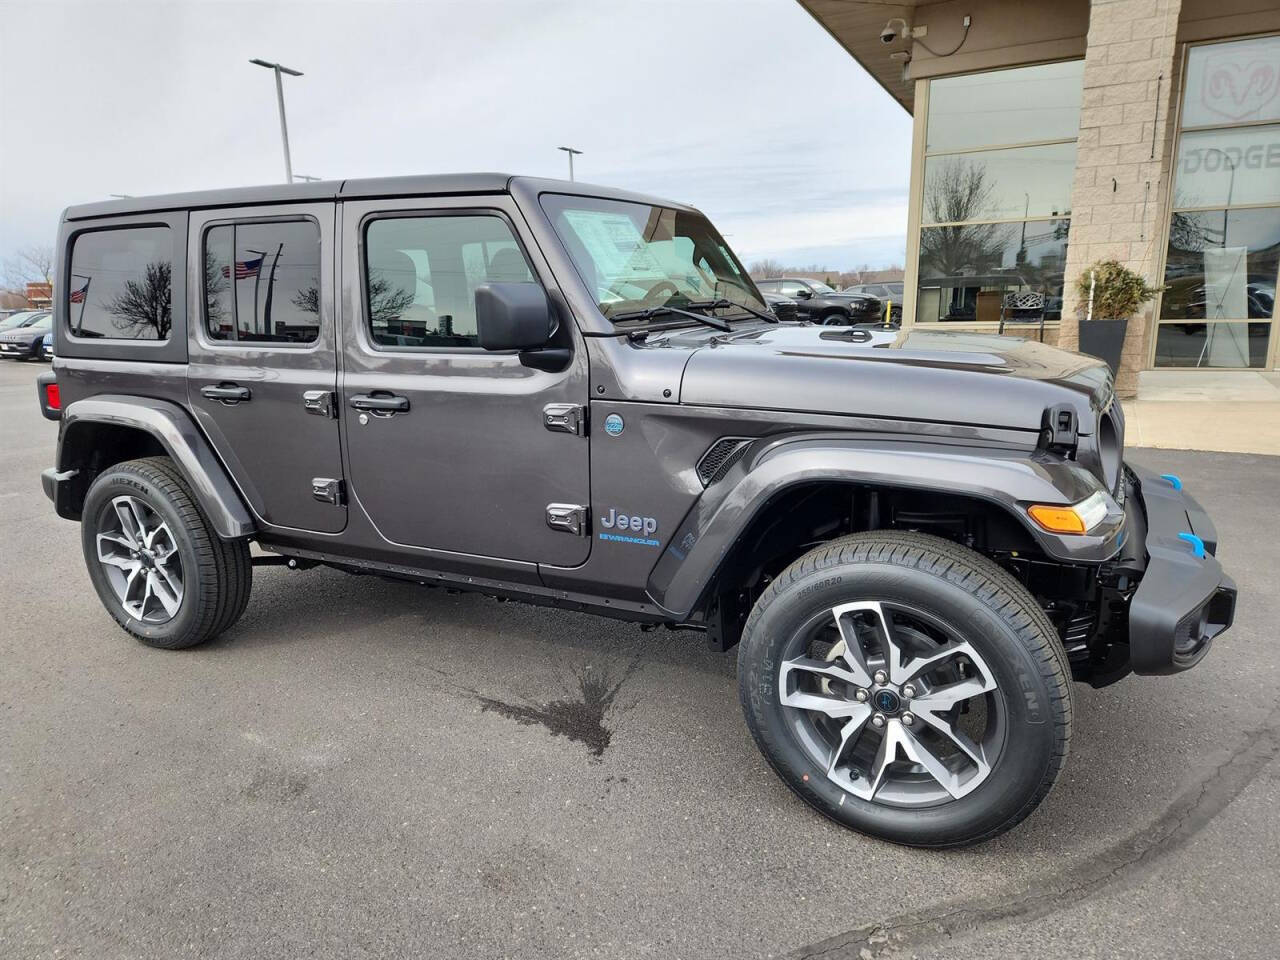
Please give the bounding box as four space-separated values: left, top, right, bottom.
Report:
747 258 785 279
292 273 415 326
105 262 172 338
919 157 1012 281
2 244 55 293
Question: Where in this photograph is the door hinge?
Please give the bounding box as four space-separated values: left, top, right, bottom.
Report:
546 503 589 536
543 403 586 436
311 478 345 505
303 390 337 419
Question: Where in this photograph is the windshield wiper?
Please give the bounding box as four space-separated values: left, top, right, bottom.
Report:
682 297 778 324
609 305 732 332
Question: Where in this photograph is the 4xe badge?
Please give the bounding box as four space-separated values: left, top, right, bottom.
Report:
598 507 659 547
603 413 625 437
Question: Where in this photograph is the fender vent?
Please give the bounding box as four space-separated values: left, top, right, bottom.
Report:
696 438 753 487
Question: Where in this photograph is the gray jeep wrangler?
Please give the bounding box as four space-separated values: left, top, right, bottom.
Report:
38 175 1236 847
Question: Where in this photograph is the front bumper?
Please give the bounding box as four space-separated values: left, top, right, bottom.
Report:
1125 463 1236 674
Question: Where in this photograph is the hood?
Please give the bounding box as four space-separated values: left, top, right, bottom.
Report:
676 324 1113 433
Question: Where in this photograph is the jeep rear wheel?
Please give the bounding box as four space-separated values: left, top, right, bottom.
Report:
81 457 252 649
738 531 1071 847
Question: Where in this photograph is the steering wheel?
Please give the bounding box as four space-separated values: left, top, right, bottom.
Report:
642 280 681 303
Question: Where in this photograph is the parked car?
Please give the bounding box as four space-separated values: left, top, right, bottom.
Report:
760 291 800 323
0 309 51 332
0 312 52 359
844 281 904 323
37 175 1235 848
39 330 54 361
756 278 883 325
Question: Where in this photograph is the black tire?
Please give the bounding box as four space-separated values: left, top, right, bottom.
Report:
819 311 848 326
81 456 252 649
738 531 1071 847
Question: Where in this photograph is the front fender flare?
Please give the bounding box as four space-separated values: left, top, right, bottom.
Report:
57 395 255 539
646 436 1122 619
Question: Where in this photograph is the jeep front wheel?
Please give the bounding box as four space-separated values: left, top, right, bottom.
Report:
81 457 252 649
738 531 1071 847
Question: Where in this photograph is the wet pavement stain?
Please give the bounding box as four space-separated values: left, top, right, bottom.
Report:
477 661 639 759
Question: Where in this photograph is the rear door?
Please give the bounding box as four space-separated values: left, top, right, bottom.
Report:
338 194 591 565
187 203 346 533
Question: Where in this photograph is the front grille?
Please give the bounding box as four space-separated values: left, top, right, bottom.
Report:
696 438 753 486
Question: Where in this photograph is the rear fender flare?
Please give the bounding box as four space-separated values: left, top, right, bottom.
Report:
57 395 255 539
646 436 1119 618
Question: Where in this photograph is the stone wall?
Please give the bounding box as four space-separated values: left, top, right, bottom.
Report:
1058 0 1183 397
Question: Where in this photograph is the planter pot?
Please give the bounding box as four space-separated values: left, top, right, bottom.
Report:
1079 317 1129 376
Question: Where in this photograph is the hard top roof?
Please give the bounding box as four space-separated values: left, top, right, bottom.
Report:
63 174 697 221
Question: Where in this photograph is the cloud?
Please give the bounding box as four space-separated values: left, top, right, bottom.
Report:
0 0 912 271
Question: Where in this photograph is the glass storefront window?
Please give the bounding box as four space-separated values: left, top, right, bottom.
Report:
1158 35 1280 369
922 143 1076 224
1182 35 1280 128
915 60 1083 326
1174 126 1280 208
917 219 1069 323
1154 322 1270 367
1162 207 1280 321
926 61 1085 152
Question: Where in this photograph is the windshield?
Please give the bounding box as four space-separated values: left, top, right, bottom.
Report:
0 311 45 330
809 281 837 294
541 194 766 321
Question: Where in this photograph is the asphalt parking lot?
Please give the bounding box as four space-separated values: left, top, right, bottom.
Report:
2 357 1278 960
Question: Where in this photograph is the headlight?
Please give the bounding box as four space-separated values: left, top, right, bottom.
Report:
1027 490 1113 535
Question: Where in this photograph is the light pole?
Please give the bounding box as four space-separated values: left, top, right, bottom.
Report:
557 146 583 181
250 58 303 183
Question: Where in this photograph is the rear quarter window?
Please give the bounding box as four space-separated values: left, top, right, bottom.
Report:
67 226 172 341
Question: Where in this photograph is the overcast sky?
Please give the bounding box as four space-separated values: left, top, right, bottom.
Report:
0 0 911 273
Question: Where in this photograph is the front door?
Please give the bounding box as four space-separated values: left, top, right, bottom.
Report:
339 196 591 566
187 204 346 533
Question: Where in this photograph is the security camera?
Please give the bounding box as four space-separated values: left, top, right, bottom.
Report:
880 18 908 44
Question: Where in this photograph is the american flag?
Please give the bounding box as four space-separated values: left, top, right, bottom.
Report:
69 282 89 304
221 256 263 280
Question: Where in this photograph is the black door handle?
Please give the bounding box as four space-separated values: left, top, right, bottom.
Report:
349 393 410 414
201 383 251 403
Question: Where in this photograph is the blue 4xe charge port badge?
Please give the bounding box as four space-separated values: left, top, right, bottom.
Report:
603 413 625 437
598 507 660 547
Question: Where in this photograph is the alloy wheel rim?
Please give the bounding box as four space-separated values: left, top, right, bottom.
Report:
96 495 184 624
777 599 1006 808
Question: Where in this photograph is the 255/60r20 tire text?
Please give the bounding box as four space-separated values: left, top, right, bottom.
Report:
81 457 252 649
738 531 1072 847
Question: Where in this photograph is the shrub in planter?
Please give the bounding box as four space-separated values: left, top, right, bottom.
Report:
1074 260 1162 376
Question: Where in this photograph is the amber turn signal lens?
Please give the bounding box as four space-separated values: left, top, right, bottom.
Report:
1027 504 1087 535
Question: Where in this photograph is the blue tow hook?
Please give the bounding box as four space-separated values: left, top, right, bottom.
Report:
1161 473 1183 491
1178 531 1206 558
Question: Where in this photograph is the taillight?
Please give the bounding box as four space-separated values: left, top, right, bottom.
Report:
45 382 61 410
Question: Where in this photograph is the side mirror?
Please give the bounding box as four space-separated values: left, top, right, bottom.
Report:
794 288 813 299
475 283 554 351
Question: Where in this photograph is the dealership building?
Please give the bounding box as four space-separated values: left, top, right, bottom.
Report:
799 0 1280 396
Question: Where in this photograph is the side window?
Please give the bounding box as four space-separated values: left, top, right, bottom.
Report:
67 226 172 340
203 219 320 343
779 280 805 297
757 280 780 293
363 214 534 348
